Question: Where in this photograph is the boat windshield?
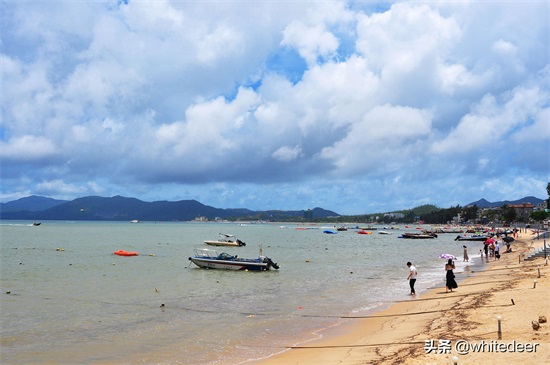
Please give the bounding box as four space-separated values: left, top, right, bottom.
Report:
193 248 218 258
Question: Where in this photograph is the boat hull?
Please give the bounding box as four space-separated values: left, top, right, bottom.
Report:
204 241 244 247
189 257 274 271
400 233 437 239
189 248 278 271
454 236 488 241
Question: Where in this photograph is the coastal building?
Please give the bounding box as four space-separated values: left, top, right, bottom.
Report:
386 212 405 219
509 203 534 220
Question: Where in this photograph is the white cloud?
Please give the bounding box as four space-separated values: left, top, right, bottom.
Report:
430 85 548 155
272 145 302 162
0 135 58 162
36 180 88 196
282 22 339 66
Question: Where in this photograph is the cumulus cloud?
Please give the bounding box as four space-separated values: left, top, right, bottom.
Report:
0 1 548 214
272 145 303 162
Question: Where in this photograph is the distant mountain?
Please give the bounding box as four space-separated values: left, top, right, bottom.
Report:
466 196 544 208
0 195 67 213
0 195 339 221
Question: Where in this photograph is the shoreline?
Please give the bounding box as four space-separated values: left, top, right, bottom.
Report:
249 234 549 364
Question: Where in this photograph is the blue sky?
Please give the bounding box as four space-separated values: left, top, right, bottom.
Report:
1 1 548 215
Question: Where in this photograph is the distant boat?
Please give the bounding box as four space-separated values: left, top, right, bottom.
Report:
323 229 338 234
357 230 372 235
32 222 41 226
130 220 142 223
400 232 438 239
454 235 488 241
204 234 246 247
378 231 392 235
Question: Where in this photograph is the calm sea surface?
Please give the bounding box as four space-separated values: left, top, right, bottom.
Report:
0 221 482 364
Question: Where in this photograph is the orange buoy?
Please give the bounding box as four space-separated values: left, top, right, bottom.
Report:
114 250 139 256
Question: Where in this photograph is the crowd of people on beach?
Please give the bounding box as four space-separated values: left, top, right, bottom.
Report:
406 226 526 296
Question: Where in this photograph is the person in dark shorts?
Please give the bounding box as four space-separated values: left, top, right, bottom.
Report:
406 262 418 295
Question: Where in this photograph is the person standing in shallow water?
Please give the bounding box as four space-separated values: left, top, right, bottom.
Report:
463 245 469 262
445 259 458 293
406 262 418 295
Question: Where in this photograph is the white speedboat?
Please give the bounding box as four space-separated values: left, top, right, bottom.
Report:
188 248 279 271
204 234 246 247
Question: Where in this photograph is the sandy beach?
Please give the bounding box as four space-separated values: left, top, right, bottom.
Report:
251 232 549 365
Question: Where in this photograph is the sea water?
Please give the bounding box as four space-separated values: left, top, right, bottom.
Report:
0 221 481 364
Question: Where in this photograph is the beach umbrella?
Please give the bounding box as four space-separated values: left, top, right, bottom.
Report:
439 253 457 260
484 237 495 245
502 236 515 243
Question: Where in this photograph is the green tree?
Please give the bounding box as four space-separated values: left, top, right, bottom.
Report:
501 204 517 224
531 210 549 222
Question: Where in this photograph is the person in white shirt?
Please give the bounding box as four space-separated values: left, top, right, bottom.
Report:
406 262 418 295
494 241 500 260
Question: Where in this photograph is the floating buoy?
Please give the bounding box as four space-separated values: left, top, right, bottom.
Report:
114 250 139 256
306 259 310 262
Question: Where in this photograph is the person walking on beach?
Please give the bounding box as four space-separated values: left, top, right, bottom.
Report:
463 245 469 262
445 259 458 293
406 262 417 295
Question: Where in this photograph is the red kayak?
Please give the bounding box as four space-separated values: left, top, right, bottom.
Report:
114 250 139 256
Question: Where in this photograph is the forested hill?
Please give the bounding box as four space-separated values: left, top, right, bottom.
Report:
0 195 338 221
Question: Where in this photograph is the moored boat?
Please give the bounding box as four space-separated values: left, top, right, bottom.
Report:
400 232 437 239
454 235 488 241
188 248 279 271
204 234 246 247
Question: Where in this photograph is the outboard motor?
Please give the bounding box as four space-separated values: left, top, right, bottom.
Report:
237 239 246 246
266 258 279 270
